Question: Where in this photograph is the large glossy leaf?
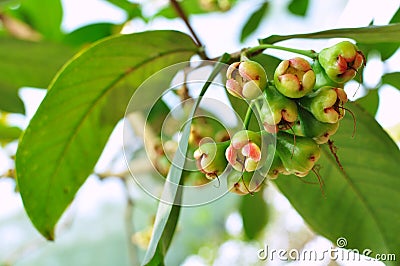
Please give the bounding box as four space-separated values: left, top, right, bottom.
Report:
142 55 230 266
260 24 400 44
16 30 197 240
13 0 63 40
0 37 77 113
240 2 269 42
275 103 400 264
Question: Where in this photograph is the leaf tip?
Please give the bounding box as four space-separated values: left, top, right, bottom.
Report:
43 228 55 241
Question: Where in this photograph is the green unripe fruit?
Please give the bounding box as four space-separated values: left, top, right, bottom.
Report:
299 86 348 123
318 41 365 83
266 152 288 179
226 60 267 100
294 106 339 144
312 60 342 89
274 57 316 98
276 131 321 176
194 140 230 179
261 86 298 133
227 170 263 195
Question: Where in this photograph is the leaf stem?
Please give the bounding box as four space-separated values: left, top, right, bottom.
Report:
170 0 209 59
244 102 254 129
245 44 318 59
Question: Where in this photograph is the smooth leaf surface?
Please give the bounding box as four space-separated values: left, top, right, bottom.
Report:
357 42 399 61
275 103 400 264
16 30 197 240
382 72 400 90
240 2 269 42
239 191 269 240
142 55 230 266
287 0 309 16
356 89 379 117
260 24 400 44
227 53 281 131
0 37 76 86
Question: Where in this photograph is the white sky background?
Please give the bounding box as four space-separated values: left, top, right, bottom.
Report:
1 0 400 265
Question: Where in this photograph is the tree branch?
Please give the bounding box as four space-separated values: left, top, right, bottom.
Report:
170 0 209 59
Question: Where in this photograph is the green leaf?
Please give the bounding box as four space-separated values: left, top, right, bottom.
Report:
356 89 379 117
147 99 171 134
357 42 399 61
14 0 63 40
63 23 121 46
240 2 269 42
260 24 400 44
142 55 230 265
155 0 236 19
275 103 400 264
239 191 269 240
0 37 77 113
287 0 309 16
16 30 197 240
382 72 400 90
0 122 22 144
